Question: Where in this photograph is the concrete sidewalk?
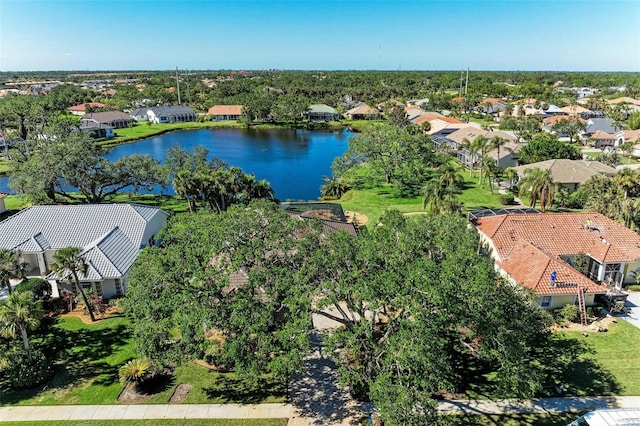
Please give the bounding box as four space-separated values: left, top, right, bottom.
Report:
0 403 292 422
1 396 639 422
436 396 640 415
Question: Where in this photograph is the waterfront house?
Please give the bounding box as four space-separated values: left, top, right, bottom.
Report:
80 111 134 129
345 104 380 120
130 106 197 124
208 105 243 121
306 104 341 122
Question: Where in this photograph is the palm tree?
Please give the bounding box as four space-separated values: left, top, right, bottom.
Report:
51 247 96 322
421 177 462 215
436 162 464 191
481 155 500 194
518 167 555 212
614 167 639 200
0 248 28 296
471 135 490 185
489 136 509 168
0 291 43 361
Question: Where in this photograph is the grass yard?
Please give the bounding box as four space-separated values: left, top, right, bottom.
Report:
0 421 288 426
337 168 505 226
102 121 243 147
552 320 640 396
0 314 286 406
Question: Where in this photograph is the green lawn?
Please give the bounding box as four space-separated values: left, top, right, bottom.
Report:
0 314 286 406
0 421 287 426
553 320 640 396
337 168 505 226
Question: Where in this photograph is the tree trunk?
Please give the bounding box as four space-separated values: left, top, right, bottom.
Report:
20 324 32 362
73 271 96 322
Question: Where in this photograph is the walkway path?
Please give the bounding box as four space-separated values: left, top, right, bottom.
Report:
287 331 373 426
0 403 291 422
1 396 640 422
621 291 640 330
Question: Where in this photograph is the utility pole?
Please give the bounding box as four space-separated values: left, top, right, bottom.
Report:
175 66 181 105
465 67 469 96
459 69 464 97
186 69 191 106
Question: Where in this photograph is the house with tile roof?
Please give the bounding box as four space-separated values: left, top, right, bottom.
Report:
0 204 167 299
473 211 640 309
479 97 506 114
511 159 616 193
207 105 243 121
67 102 105 116
345 104 380 120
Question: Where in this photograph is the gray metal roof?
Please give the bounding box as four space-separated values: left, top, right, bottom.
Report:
0 204 167 280
586 118 616 134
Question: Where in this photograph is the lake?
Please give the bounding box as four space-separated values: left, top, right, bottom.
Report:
0 128 352 201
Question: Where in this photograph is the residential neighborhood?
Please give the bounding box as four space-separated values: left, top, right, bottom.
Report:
0 65 640 424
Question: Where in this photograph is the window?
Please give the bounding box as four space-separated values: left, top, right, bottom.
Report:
114 279 123 297
94 282 103 297
540 296 552 308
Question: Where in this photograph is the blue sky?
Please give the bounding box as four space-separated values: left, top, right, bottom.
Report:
1 0 639 71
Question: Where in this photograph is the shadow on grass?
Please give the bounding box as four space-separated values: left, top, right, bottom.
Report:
136 372 176 396
202 375 287 404
0 314 132 404
535 334 621 397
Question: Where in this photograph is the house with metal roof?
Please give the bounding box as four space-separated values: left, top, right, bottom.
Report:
306 104 340 122
0 204 168 299
80 111 135 129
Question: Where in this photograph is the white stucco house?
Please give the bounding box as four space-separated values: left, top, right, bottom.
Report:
0 204 168 299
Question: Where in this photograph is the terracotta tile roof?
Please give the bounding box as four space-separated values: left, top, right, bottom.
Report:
560 105 591 115
542 115 586 126
481 97 503 105
590 130 615 140
499 239 604 295
207 105 243 115
477 212 640 264
67 102 105 111
608 97 640 107
451 96 464 103
346 104 379 115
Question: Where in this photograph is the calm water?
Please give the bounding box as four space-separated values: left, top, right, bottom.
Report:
0 128 351 201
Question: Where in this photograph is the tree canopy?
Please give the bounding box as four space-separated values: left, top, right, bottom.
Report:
126 204 552 423
518 133 582 164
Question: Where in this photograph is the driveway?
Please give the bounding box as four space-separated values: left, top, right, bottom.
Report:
621 291 640 329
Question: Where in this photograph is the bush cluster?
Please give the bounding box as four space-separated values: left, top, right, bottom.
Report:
2 349 51 389
499 193 515 205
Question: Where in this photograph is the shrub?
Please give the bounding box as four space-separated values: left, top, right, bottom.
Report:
119 358 150 385
15 278 51 301
499 193 515 205
627 285 640 292
557 304 579 324
2 349 51 389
